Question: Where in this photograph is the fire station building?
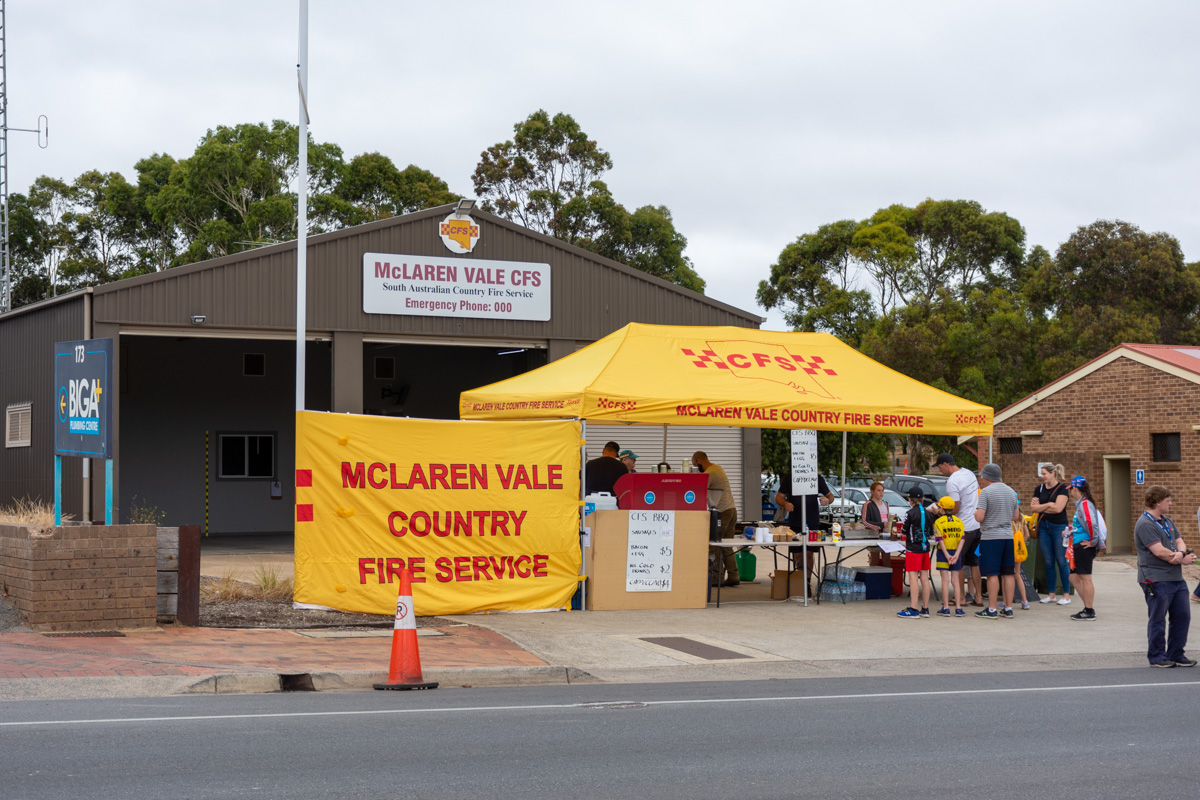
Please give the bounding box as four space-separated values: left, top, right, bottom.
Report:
0 205 763 535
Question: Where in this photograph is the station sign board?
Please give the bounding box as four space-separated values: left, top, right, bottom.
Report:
363 253 551 321
54 338 113 458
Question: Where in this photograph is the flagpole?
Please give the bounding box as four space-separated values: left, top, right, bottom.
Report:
295 0 309 412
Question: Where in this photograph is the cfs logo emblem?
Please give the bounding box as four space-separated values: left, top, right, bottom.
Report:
681 340 839 399
439 213 480 254
59 379 103 435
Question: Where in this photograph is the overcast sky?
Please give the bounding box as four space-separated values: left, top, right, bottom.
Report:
10 2 1198 328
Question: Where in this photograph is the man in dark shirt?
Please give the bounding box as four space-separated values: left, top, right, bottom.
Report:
775 469 834 590
585 441 627 496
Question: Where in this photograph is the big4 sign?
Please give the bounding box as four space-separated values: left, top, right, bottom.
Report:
54 338 113 458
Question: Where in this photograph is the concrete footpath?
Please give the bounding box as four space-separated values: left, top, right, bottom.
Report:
0 552 1176 701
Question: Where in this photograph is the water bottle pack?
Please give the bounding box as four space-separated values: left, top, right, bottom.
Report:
824 565 857 582
819 579 866 602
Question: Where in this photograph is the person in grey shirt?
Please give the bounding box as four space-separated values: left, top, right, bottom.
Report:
973 463 1021 619
1135 486 1197 667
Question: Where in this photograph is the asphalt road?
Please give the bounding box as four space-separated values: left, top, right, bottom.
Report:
1 668 1197 800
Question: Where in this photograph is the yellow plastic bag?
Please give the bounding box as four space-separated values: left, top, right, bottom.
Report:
1013 521 1029 563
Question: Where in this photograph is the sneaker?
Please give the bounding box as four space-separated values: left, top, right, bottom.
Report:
918 608 930 618
1057 597 1071 605
1174 657 1198 668
1150 660 1177 668
1021 601 1030 610
955 608 966 617
1071 610 1095 621
1039 596 1054 604
975 608 999 619
1001 608 1014 619
897 607 920 618
936 608 952 617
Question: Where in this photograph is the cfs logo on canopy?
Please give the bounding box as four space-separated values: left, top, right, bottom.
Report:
681 340 839 399
439 213 480 254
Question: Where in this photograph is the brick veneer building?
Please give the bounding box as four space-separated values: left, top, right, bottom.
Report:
978 344 1200 554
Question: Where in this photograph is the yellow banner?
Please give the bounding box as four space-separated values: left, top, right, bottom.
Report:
294 411 581 616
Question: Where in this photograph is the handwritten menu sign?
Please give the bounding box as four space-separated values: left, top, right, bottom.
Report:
626 510 675 592
790 429 819 495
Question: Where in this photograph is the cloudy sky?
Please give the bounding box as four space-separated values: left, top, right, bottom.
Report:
10 2 1198 328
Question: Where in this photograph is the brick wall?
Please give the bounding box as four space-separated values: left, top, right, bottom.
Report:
0 523 157 631
981 356 1200 552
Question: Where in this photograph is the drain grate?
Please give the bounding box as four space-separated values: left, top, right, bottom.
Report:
639 636 750 661
44 631 127 638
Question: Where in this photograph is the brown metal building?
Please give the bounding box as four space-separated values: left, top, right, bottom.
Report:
0 205 763 533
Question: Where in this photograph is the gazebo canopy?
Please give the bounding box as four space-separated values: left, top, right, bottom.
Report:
460 323 993 436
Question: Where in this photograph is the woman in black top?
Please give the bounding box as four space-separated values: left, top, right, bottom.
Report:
1030 463 1071 604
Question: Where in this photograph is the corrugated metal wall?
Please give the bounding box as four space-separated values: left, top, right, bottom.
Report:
586 424 747 520
0 296 86 517
90 207 760 339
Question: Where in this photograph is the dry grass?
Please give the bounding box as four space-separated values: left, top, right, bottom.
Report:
201 566 294 603
0 498 70 526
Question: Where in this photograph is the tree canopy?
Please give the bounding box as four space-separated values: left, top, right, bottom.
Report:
474 110 704 293
759 203 1199 472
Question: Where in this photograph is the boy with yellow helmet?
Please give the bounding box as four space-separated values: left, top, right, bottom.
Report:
934 496 966 617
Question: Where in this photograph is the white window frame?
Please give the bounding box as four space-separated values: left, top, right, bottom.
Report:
5 403 31 448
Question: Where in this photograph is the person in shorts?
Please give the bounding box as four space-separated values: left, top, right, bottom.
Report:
974 463 1021 619
933 496 965 617
897 486 933 619
935 453 982 606
1067 476 1106 621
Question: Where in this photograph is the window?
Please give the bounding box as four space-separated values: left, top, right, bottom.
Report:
374 357 395 380
998 437 1023 454
5 403 31 448
1152 432 1181 463
243 353 266 377
219 433 275 479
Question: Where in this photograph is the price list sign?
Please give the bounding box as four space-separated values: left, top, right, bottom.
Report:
790 429 819 495
625 510 675 592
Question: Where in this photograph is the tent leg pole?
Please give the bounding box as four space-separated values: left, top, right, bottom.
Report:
841 431 847 501
662 424 668 467
580 419 587 612
988 436 993 465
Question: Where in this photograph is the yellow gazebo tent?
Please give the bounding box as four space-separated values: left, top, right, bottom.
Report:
460 323 993 436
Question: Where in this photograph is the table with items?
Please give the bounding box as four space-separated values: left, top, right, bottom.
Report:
710 524 905 607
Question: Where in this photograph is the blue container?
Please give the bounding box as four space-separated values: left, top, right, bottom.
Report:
854 568 892 600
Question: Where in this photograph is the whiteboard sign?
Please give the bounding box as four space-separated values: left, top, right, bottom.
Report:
790 429 819 495
626 510 675 592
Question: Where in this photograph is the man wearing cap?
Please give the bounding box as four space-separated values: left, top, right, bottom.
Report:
935 453 982 607
619 449 639 473
974 463 1021 619
585 441 627 496
694 451 740 587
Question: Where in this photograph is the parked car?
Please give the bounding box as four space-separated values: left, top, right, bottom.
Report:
823 486 908 521
883 473 950 504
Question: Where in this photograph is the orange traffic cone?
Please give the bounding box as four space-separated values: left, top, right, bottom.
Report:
373 568 438 691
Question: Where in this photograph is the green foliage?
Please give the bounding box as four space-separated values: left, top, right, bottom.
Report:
6 121 462 307
127 495 165 526
474 110 704 292
758 203 1199 478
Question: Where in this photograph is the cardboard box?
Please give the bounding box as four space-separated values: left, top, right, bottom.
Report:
770 569 807 600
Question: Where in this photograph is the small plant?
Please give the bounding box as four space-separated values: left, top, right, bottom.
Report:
127 495 165 526
201 568 294 603
0 497 69 526
251 565 295 601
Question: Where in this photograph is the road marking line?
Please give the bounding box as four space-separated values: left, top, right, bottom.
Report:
3 680 1196 727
